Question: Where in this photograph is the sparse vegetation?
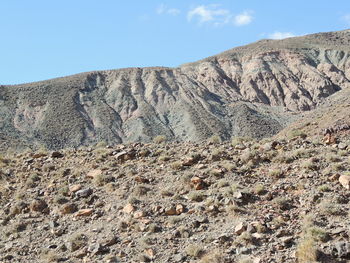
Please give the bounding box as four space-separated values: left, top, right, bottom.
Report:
254 184 265 195
209 135 222 144
288 129 307 139
170 161 183 170
188 191 206 202
296 237 318 263
200 251 225 263
186 244 204 258
231 137 252 147
153 135 167 144
68 233 88 252
268 168 283 178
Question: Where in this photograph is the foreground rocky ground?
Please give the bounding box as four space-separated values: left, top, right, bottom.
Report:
0 130 350 263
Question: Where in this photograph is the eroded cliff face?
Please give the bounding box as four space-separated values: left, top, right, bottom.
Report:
1 30 350 150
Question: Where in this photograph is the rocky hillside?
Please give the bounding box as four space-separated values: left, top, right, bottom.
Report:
1 30 350 150
0 131 349 262
276 82 350 142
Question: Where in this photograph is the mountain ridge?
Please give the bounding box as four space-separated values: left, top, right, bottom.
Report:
1 29 350 150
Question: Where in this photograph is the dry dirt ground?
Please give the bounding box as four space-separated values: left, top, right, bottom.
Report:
0 131 350 263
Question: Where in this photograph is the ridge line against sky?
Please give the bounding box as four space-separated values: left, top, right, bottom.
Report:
0 0 350 85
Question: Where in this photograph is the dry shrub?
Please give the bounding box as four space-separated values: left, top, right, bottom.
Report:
200 251 225 263
296 237 318 262
185 244 204 258
153 135 167 144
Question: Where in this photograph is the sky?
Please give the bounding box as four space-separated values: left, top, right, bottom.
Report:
1 0 350 85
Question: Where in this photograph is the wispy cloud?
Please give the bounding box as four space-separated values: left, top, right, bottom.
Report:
234 11 253 26
269 31 296 39
157 4 180 16
342 14 350 24
187 5 254 27
187 5 229 24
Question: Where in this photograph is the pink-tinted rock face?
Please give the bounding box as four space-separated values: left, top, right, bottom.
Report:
1 30 350 150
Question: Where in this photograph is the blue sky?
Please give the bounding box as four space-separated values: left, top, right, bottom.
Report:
1 0 350 84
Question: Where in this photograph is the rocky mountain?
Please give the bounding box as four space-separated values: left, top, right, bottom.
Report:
1 30 350 150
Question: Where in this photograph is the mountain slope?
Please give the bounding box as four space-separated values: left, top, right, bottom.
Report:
1 30 350 150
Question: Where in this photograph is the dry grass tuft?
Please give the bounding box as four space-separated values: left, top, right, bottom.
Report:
296 237 318 262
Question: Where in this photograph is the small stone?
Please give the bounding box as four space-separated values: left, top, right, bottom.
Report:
135 176 149 183
218 234 231 243
190 176 202 185
235 222 246 235
280 236 294 245
49 220 59 228
211 168 224 177
76 188 93 198
190 176 205 190
61 203 78 214
234 191 243 199
73 248 88 258
207 205 219 213
324 134 336 145
76 209 93 217
51 228 65 237
134 211 145 219
330 227 346 235
33 153 47 158
87 169 102 179
165 206 177 216
139 254 151 263
339 175 350 190
104 256 120 263
115 151 127 160
235 144 246 150
3 255 14 260
102 236 119 247
332 242 350 258
88 243 109 255
30 199 48 213
145 248 155 259
338 142 348 150
276 229 290 237
115 150 135 162
182 155 200 166
175 204 185 215
263 141 279 151
123 203 134 214
329 173 340 181
196 164 207 169
51 151 64 158
247 224 256 233
69 184 82 193
173 254 185 262
252 233 264 240
197 216 209 223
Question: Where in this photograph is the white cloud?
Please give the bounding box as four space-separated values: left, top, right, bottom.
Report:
157 4 180 16
234 11 253 26
187 5 230 24
269 31 296 39
187 5 254 27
